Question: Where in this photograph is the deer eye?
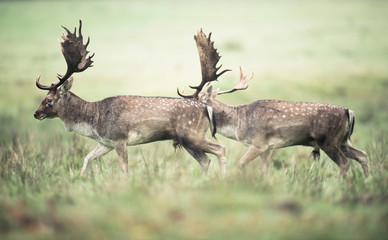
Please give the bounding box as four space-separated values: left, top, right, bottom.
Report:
46 99 54 107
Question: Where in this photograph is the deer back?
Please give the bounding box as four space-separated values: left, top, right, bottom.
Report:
61 95 214 147
234 100 350 147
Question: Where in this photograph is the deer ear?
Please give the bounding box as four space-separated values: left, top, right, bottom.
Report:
210 88 219 99
200 85 213 102
58 77 73 97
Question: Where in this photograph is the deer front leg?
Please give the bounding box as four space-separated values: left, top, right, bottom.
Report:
183 146 211 174
113 140 129 175
81 144 113 175
202 140 227 178
238 145 266 169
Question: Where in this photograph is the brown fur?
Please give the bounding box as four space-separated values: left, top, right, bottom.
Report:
179 29 369 177
200 87 369 177
34 80 226 176
34 21 226 176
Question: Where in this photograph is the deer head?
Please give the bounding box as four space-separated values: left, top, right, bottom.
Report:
198 67 253 103
34 20 94 120
34 78 74 120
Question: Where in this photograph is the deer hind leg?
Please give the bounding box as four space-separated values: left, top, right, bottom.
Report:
341 141 369 177
113 140 129 175
259 149 275 174
81 144 113 175
183 146 211 174
320 144 350 176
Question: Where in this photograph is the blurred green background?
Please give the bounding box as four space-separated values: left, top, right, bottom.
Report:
1 0 388 239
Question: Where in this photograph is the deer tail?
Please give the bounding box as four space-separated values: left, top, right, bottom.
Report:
206 106 217 138
346 109 355 141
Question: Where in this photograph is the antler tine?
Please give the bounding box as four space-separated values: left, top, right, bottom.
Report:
177 29 231 99
176 87 194 98
85 36 90 47
36 75 52 90
78 19 83 39
207 30 212 41
62 25 72 36
217 67 253 95
217 68 230 78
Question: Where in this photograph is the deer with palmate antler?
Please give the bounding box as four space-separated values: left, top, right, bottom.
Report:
178 29 369 177
34 21 227 176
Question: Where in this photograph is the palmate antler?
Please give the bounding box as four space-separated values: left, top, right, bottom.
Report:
217 66 253 95
178 29 231 99
36 20 95 90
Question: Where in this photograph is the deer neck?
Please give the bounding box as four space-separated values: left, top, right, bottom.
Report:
208 99 239 140
58 92 97 137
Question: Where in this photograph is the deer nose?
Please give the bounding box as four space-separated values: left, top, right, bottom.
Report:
34 112 39 119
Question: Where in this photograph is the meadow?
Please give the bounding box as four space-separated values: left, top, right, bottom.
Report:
1 0 388 239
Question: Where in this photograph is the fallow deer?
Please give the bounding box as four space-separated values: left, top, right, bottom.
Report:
178 29 369 177
34 21 227 176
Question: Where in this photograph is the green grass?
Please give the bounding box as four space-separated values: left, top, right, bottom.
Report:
1 0 388 239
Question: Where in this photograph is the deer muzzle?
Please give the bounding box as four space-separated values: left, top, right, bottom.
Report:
34 111 46 120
